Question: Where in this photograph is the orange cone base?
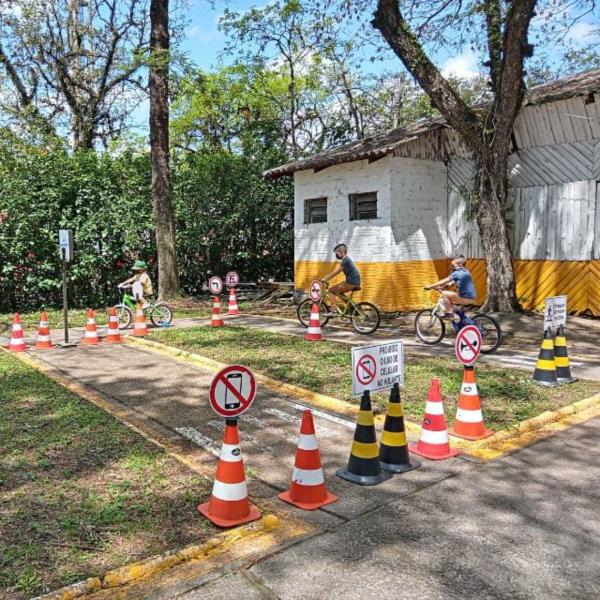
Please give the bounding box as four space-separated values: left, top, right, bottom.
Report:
278 489 338 511
34 344 54 350
448 426 494 441
6 345 26 352
197 501 261 528
211 321 225 327
304 335 324 341
228 309 240 316
105 337 123 344
132 331 147 337
408 442 459 461
82 339 101 345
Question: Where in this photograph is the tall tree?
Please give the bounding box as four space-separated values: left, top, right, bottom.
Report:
372 0 539 312
0 0 148 149
149 0 179 297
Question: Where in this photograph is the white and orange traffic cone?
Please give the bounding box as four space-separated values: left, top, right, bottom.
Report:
105 307 123 343
449 366 493 440
227 288 240 316
34 311 54 350
409 378 458 460
211 297 224 327
279 410 337 510
82 308 101 345
304 303 323 341
132 303 148 337
198 419 261 528
7 313 26 352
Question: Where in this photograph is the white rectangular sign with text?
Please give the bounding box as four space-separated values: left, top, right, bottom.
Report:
351 340 404 396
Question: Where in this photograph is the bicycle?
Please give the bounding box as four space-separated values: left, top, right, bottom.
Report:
297 280 381 334
414 288 502 353
115 285 173 330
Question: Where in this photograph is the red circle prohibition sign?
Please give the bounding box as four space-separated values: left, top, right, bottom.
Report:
209 365 256 417
455 325 482 366
356 354 377 385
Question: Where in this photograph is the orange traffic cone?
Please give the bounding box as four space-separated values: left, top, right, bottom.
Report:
132 303 148 337
304 303 323 341
34 312 54 350
449 366 493 440
105 307 123 343
409 378 458 460
198 419 261 527
82 308 101 345
211 297 224 327
7 313 26 352
279 410 337 510
227 288 240 316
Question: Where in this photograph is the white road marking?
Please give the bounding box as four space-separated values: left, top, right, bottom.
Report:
175 427 220 456
262 407 298 424
290 403 355 429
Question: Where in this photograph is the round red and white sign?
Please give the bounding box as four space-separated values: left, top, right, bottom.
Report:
455 325 482 366
209 365 257 417
208 276 223 295
225 271 240 287
355 354 377 385
309 280 322 302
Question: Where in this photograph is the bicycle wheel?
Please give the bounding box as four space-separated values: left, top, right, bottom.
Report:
297 299 331 328
116 304 133 330
414 309 445 345
150 303 173 328
350 302 381 334
472 314 502 354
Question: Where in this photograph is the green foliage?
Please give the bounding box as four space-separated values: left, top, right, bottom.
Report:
0 130 293 311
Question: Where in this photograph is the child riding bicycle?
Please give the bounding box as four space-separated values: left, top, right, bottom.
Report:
322 243 361 309
424 255 477 318
118 260 154 309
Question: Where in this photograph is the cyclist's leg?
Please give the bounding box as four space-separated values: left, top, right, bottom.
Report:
329 282 356 311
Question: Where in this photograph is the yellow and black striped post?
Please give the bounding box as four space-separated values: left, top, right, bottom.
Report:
532 328 559 387
337 390 391 486
379 383 421 474
554 325 577 384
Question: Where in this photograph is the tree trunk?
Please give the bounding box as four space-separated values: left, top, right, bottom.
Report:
476 148 519 312
149 0 180 298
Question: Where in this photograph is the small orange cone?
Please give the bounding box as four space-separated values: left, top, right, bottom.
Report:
132 303 148 337
279 410 337 510
449 366 493 440
7 313 27 352
198 419 261 527
82 308 101 345
105 307 123 343
409 378 458 460
211 297 224 327
34 312 54 350
227 288 240 316
304 303 323 341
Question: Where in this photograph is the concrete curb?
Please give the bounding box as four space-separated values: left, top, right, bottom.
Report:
33 515 286 600
124 336 600 462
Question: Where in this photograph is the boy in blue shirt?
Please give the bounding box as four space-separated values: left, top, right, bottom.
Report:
425 255 477 317
322 243 361 308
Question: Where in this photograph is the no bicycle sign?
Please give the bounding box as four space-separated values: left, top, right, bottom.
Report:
351 340 404 396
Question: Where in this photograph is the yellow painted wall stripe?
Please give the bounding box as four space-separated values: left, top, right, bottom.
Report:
386 404 404 417
351 441 380 459
381 430 407 446
295 258 600 315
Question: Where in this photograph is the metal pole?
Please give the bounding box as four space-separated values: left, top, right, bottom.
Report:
62 249 69 344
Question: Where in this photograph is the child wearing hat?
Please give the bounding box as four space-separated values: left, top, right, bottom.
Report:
118 260 154 308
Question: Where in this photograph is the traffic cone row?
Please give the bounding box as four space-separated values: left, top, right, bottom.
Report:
532 326 577 386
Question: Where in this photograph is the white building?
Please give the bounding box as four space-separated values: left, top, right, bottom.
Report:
264 70 600 314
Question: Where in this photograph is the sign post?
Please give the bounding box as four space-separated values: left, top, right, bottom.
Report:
544 295 567 332
59 229 74 346
351 340 404 396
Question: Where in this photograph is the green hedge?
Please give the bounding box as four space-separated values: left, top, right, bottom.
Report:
0 134 293 311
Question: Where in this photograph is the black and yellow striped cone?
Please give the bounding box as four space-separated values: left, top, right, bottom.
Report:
532 328 559 387
554 325 577 384
336 390 392 486
379 383 421 474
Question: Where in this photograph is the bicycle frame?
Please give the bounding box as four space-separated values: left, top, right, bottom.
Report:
431 294 477 332
320 285 358 318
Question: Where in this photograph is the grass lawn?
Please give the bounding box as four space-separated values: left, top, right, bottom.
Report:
0 352 216 600
150 325 600 430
